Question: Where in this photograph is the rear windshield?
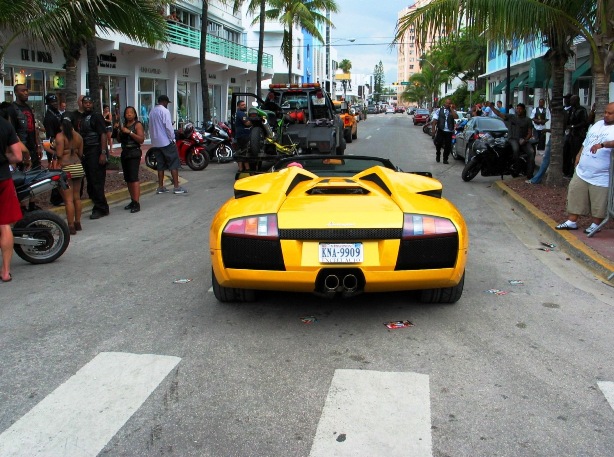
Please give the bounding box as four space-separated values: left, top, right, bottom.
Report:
476 118 507 130
416 110 429 114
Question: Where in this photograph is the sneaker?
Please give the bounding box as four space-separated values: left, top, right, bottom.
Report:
525 180 534 184
555 220 578 230
156 187 170 194
584 223 602 234
173 186 188 194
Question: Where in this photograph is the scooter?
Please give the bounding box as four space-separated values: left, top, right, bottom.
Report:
12 168 71 264
461 133 527 182
145 123 209 171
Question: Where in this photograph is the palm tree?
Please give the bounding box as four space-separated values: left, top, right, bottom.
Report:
261 0 338 84
234 0 268 98
338 59 352 73
394 0 598 186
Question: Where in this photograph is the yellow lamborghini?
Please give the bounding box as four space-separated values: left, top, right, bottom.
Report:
210 156 468 303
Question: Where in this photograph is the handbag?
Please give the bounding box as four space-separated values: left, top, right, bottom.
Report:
48 153 61 170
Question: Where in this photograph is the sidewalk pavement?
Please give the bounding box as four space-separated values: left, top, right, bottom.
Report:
49 144 614 283
496 181 614 283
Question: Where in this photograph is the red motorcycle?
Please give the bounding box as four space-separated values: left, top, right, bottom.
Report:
146 123 209 171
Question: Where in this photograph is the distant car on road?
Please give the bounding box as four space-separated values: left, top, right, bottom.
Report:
395 106 405 113
385 106 395 114
413 109 430 125
367 105 377 114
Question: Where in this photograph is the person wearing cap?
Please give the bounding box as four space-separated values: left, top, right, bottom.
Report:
43 94 65 206
563 94 589 177
149 95 187 194
76 95 110 219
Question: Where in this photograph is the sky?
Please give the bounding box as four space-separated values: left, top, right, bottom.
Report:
329 1 410 85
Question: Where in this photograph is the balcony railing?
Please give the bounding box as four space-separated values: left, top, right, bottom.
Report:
166 21 273 69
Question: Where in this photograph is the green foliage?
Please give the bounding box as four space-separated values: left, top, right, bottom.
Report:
338 59 352 73
373 61 384 102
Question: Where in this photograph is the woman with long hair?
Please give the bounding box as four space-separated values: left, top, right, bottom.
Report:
103 104 113 152
118 106 145 213
54 117 84 234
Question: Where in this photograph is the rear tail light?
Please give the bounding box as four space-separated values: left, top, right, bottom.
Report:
402 214 457 239
223 214 279 239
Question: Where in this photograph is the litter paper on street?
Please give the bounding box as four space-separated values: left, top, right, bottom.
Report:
485 289 509 295
541 242 556 248
508 280 524 286
300 316 318 324
173 279 192 284
384 320 414 329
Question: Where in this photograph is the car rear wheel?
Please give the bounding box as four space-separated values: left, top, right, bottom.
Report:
419 271 465 304
451 143 461 160
212 268 256 303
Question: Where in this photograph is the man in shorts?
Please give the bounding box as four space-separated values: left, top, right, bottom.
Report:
0 116 24 282
149 95 187 194
555 102 614 235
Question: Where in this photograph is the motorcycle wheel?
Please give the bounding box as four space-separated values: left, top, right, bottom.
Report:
423 124 430 134
186 149 209 171
215 144 234 163
13 210 70 264
145 149 158 170
462 158 481 182
250 126 265 156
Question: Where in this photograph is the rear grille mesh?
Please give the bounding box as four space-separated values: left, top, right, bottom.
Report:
395 235 458 270
222 236 285 270
279 228 402 240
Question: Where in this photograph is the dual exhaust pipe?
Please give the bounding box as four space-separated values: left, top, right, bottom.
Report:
323 273 359 297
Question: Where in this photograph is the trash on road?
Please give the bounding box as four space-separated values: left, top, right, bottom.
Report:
384 320 414 329
300 316 318 324
508 280 524 286
173 278 192 284
538 247 551 252
541 242 556 248
485 289 508 295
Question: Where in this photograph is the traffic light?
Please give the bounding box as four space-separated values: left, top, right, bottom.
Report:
392 82 398 86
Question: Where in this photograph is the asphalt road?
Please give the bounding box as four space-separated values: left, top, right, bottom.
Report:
2 112 614 457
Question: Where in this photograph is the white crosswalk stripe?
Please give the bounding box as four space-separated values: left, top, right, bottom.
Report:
0 352 180 457
309 369 432 457
598 381 614 411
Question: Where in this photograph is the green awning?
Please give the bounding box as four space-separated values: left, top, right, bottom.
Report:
492 78 509 95
572 58 591 84
509 72 529 90
526 58 548 88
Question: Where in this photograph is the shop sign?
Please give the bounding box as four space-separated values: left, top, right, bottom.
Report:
98 53 117 69
20 49 53 63
141 66 162 75
182 67 189 78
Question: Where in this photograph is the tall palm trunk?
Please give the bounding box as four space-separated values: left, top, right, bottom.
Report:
545 55 567 187
592 66 611 117
256 0 265 98
286 28 293 84
87 37 101 112
62 41 82 111
201 0 211 121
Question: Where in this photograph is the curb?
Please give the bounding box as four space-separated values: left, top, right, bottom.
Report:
494 180 614 282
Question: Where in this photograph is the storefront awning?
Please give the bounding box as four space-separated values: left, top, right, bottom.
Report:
571 58 591 85
509 72 530 91
526 58 548 88
492 78 509 95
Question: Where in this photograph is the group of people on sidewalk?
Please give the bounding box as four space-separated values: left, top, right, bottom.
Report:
0 89 188 284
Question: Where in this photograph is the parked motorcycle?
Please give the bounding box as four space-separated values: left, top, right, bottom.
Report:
461 133 527 182
145 123 210 171
12 168 71 264
247 106 279 156
202 121 234 163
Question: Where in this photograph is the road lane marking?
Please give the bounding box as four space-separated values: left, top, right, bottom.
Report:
0 352 181 457
598 381 614 410
309 370 432 457
366 135 372 140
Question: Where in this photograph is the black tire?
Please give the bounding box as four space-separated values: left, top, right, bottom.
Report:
451 143 461 160
419 271 465 304
462 157 481 182
250 126 265 157
352 129 357 140
145 149 158 170
13 210 70 264
336 134 346 155
344 129 352 143
186 149 209 170
423 124 430 134
211 268 256 302
464 145 472 164
215 144 234 162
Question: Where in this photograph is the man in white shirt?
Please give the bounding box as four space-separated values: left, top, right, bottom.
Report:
556 102 614 235
531 98 550 150
149 95 187 194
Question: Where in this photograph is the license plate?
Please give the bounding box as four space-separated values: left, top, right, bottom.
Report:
319 243 363 263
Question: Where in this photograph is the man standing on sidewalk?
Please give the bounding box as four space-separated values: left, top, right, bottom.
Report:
149 95 187 194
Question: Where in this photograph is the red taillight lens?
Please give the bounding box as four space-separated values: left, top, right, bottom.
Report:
223 214 279 239
402 214 457 239
51 175 61 181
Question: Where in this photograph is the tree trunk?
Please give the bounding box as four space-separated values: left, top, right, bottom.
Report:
256 0 265 98
63 42 82 112
201 0 211 121
287 28 293 84
86 38 101 113
592 65 611 120
545 55 567 187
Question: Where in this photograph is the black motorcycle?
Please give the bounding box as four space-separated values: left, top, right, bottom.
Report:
201 121 234 163
461 133 527 182
12 168 71 264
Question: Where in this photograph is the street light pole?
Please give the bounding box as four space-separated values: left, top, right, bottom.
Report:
505 47 512 111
